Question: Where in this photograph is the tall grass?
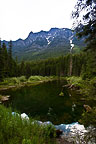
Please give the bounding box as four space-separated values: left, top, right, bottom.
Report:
0 105 56 144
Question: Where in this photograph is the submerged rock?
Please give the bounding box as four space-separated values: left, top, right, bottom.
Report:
59 92 64 97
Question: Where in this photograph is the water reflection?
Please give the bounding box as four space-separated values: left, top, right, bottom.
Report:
2 80 83 124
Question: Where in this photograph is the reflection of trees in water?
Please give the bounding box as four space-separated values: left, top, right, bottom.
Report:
47 107 57 122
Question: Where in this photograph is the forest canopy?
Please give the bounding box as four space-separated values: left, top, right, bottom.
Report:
72 0 96 50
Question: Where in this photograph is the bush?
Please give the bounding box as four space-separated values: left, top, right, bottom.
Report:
11 77 20 84
79 107 96 143
67 76 82 86
5 77 20 85
42 124 56 138
18 76 27 82
28 76 48 82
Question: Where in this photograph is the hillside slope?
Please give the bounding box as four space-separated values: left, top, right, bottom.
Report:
2 28 85 61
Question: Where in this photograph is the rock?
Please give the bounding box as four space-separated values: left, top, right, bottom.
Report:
56 138 73 144
34 120 43 125
21 113 29 120
1 96 9 102
43 121 53 125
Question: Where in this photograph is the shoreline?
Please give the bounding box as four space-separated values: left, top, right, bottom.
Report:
0 76 63 103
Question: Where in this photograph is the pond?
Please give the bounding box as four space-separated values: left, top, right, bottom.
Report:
1 80 84 124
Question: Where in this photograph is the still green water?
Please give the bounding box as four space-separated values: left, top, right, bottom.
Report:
2 80 84 124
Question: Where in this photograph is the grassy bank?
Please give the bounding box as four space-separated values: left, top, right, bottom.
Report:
0 76 56 103
0 76 58 91
0 105 56 144
66 76 96 101
0 76 66 103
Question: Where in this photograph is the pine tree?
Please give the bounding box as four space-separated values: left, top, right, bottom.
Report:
72 0 96 51
8 40 12 59
20 60 25 76
8 40 13 76
2 42 8 77
0 39 4 81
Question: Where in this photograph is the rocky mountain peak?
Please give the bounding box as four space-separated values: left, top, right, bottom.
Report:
1 28 84 61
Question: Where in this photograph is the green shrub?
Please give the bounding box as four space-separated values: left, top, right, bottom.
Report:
79 107 96 127
79 107 96 143
11 77 20 84
28 76 41 82
22 139 31 144
67 76 82 86
5 77 20 85
18 76 27 82
42 124 56 138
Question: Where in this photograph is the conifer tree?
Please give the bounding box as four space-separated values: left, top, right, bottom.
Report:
8 40 12 59
0 39 4 81
2 42 8 77
72 0 96 51
8 40 13 76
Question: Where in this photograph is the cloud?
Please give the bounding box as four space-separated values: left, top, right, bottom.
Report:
0 0 77 40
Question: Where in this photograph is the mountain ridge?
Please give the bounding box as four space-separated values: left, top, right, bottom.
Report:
2 28 85 61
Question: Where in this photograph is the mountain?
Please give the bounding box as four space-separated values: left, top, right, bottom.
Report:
2 28 85 61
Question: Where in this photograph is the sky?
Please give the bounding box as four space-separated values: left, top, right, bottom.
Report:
0 0 77 41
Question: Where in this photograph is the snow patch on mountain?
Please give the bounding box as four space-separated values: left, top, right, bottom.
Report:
69 35 74 51
46 36 51 45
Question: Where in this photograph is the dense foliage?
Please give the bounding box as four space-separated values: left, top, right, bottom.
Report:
0 40 17 81
18 52 96 79
0 40 95 80
72 0 96 51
